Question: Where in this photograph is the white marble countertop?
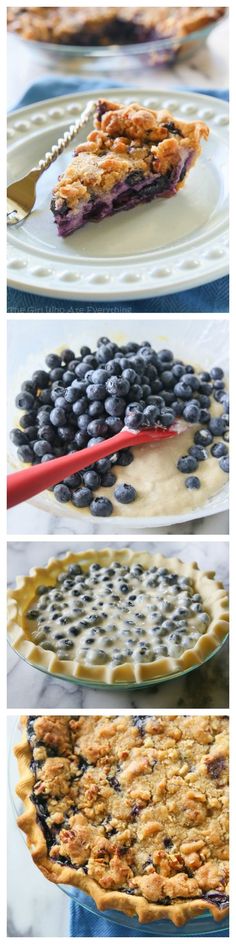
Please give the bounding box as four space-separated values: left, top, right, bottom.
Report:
7 539 229 710
7 16 228 111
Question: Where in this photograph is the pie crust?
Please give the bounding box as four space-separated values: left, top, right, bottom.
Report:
8 549 229 685
14 714 229 926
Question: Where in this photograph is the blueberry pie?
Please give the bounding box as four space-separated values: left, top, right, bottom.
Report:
14 714 229 925
8 549 229 684
10 337 229 520
7 7 225 48
50 99 209 236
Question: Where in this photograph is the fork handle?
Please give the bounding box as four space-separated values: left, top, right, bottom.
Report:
33 99 96 177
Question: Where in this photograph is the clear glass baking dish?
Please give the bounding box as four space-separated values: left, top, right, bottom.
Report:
10 20 225 77
9 718 229 936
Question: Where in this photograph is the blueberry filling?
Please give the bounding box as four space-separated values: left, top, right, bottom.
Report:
51 166 183 236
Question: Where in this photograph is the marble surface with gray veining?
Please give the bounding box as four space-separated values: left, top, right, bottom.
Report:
7 540 229 710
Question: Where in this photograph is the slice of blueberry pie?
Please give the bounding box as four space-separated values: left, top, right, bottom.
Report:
50 100 209 236
14 714 229 925
8 549 229 685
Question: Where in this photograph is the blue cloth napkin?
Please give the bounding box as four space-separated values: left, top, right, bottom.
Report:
69 897 229 938
7 80 228 313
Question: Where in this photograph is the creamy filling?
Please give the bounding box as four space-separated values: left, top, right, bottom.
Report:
24 562 210 666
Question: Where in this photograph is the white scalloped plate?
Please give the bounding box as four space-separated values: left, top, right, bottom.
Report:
7 88 228 301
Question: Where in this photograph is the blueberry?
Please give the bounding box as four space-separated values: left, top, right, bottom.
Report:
183 402 200 423
90 497 113 516
114 483 136 504
87 384 106 401
101 472 116 487
95 458 112 474
185 476 201 489
105 376 130 396
122 368 137 383
106 417 123 433
174 382 192 399
10 428 28 446
63 370 75 386
32 370 49 388
50 407 67 427
115 449 133 466
210 366 224 380
160 410 174 428
160 370 174 387
211 442 228 458
63 473 82 488
77 414 90 431
17 444 34 462
219 456 229 473
142 405 160 426
194 429 213 446
125 410 143 429
73 398 89 416
15 392 35 410
60 349 75 363
19 411 37 428
157 349 173 363
208 417 227 436
53 484 71 503
189 445 208 461
90 368 108 384
199 409 210 424
74 431 88 448
41 453 55 463
83 471 101 488
72 487 93 507
105 396 126 417
177 455 198 473
50 368 64 381
87 437 104 447
33 440 52 457
88 400 105 418
87 419 108 438
45 353 62 369
172 363 185 379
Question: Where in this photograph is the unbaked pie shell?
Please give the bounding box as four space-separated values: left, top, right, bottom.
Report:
14 715 229 926
8 549 229 685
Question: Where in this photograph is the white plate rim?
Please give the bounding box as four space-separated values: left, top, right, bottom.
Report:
7 87 229 301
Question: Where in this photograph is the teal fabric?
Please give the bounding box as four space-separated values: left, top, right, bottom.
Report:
7 82 229 312
69 897 229 937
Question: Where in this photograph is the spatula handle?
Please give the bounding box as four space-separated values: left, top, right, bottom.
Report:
7 427 176 509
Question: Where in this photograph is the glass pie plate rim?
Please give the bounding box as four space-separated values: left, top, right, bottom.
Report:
8 20 222 60
7 633 229 691
8 716 229 936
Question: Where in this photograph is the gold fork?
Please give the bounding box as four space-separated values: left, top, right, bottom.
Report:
7 99 96 225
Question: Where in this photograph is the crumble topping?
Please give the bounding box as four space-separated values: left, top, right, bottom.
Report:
25 715 229 905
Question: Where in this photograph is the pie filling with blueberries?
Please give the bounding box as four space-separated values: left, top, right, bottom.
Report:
15 715 229 925
10 338 229 520
50 100 209 236
8 549 229 684
7 7 225 47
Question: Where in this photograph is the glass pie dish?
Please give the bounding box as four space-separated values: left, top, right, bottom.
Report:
8 19 226 78
9 718 229 936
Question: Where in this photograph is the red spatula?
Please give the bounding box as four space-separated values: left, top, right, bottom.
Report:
7 423 184 509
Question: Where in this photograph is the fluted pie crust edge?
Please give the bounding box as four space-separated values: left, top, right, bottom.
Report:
7 549 229 685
